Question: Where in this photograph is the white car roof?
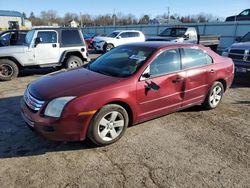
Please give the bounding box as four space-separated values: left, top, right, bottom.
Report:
113 30 142 33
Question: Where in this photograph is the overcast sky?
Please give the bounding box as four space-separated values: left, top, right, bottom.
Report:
0 0 249 19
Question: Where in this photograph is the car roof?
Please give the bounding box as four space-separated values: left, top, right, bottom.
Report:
113 30 142 33
31 27 80 31
122 42 200 50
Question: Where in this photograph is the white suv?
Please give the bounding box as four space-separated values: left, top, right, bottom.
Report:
0 28 89 81
93 30 145 52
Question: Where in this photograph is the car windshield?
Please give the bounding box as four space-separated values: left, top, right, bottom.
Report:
159 28 187 37
87 46 156 77
25 30 35 45
241 32 250 42
107 31 120 38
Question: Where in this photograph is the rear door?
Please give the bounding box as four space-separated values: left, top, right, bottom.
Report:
34 30 60 64
180 47 214 107
136 49 185 122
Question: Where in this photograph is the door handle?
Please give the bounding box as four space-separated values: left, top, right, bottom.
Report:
52 44 57 47
210 69 215 73
172 77 184 83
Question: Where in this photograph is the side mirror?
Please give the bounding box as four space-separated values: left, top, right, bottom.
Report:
34 37 42 47
145 81 160 92
235 37 241 42
116 36 121 39
184 34 190 40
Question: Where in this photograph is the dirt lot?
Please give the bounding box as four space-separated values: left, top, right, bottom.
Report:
0 55 249 187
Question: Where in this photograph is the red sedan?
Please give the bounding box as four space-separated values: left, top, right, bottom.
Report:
21 42 234 146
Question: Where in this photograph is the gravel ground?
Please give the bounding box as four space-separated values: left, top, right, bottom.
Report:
0 56 249 188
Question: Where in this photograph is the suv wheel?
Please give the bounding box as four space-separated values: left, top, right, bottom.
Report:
88 104 129 146
104 43 114 52
203 81 224 109
65 56 83 69
0 59 19 81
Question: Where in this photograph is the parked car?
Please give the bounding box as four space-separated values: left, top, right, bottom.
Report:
146 27 220 51
84 33 96 48
0 30 28 47
21 42 234 146
0 27 89 81
225 9 250 22
222 31 250 73
93 30 145 52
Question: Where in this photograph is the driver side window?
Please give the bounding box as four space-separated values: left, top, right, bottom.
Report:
149 49 181 76
37 31 57 43
120 32 129 38
240 9 250 16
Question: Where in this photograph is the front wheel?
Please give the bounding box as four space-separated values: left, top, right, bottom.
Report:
0 59 19 81
203 81 224 109
88 104 129 146
65 56 83 69
104 43 114 52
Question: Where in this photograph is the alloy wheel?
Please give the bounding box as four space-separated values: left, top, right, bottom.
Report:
97 111 125 141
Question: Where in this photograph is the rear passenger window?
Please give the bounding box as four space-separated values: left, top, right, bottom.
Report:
61 30 82 45
181 48 212 69
150 49 181 76
37 31 57 43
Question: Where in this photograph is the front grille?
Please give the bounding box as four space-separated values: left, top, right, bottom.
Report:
228 54 244 60
229 49 245 55
23 89 44 111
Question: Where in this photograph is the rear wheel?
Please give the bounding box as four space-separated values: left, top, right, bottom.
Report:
0 59 19 81
88 104 129 146
203 81 224 109
65 56 83 69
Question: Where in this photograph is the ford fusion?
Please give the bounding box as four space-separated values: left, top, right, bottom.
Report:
21 42 234 146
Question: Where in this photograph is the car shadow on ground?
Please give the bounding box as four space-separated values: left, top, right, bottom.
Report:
18 68 59 77
0 96 97 159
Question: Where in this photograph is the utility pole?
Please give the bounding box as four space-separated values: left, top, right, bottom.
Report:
167 6 170 24
80 12 83 27
113 8 116 26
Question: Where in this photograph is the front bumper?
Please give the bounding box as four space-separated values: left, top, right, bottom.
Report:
93 42 105 51
233 60 250 72
20 98 92 141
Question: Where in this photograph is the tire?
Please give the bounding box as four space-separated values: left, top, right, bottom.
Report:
203 81 224 110
65 56 83 69
88 104 129 146
0 59 19 81
104 43 114 52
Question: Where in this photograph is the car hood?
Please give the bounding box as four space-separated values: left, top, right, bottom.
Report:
0 45 26 54
225 16 236 21
28 68 123 101
230 42 250 50
93 36 114 42
146 36 177 41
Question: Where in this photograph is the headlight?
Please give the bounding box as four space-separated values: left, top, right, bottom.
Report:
44 96 76 118
222 48 230 57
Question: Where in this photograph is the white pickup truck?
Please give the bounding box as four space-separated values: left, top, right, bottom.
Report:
0 27 89 81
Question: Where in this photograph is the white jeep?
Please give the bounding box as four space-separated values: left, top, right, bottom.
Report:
0 28 89 81
93 30 145 52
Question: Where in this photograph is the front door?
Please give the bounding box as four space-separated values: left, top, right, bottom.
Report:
136 49 185 122
34 31 60 64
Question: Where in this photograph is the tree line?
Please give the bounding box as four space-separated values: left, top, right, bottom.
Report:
23 10 221 27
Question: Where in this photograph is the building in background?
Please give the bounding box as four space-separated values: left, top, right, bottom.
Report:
149 17 182 25
0 10 31 30
70 19 79 27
